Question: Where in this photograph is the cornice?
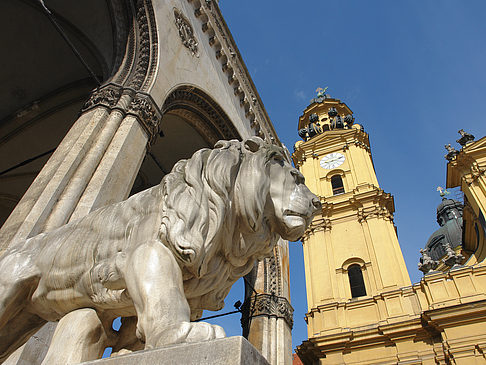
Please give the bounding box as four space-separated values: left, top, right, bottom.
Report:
446 136 486 188
314 185 396 222
422 299 486 331
447 153 486 188
302 217 332 239
292 128 370 166
302 317 424 354
185 0 279 143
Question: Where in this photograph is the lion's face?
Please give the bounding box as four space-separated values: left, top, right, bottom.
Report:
265 150 321 241
234 138 320 242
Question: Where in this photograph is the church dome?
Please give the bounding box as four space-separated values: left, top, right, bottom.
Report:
424 198 463 261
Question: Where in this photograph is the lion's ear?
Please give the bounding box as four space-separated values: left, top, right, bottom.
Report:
244 137 264 153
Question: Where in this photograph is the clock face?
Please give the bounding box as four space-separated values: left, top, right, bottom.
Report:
320 152 345 169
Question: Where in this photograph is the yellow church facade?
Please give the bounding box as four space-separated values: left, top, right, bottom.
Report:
294 95 486 364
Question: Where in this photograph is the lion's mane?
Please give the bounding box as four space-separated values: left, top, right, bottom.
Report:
159 138 282 282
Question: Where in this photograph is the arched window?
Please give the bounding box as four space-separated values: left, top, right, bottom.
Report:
331 175 344 195
348 264 366 298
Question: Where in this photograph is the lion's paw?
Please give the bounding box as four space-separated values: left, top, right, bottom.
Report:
184 322 226 343
155 321 225 347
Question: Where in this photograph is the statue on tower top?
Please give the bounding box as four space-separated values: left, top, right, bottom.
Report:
310 86 329 104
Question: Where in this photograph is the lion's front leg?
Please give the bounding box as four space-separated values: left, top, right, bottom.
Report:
123 241 225 349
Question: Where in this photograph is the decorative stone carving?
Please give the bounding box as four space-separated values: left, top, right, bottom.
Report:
110 0 158 92
81 83 162 145
189 0 275 141
127 94 161 142
445 144 459 161
265 255 280 296
127 0 159 91
457 129 475 147
242 294 294 329
0 137 320 363
82 84 122 111
174 8 199 57
298 113 323 141
442 242 465 268
418 248 439 274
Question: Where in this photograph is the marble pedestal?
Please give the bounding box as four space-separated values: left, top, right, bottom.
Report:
79 337 269 365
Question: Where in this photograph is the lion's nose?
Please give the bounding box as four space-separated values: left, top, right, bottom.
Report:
311 197 321 211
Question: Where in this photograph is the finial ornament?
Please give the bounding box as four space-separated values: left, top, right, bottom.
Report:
444 144 459 161
456 129 475 147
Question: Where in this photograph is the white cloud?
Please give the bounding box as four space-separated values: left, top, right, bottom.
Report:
294 90 306 101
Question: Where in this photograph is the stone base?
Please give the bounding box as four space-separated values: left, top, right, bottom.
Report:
79 336 269 365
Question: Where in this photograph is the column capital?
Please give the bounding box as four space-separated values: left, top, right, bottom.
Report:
242 293 294 329
81 83 162 145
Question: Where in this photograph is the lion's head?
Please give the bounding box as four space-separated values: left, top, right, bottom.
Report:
160 137 320 278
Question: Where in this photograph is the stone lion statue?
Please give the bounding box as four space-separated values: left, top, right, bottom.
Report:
0 137 320 363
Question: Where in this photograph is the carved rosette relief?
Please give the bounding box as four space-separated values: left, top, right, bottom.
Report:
174 8 199 57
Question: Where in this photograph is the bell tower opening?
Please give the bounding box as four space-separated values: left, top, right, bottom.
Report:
347 264 366 298
330 175 344 195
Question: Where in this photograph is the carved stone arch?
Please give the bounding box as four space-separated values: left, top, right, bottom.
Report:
106 0 159 91
162 86 241 145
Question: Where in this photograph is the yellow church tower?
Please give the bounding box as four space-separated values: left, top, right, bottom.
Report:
293 92 411 307
294 92 417 363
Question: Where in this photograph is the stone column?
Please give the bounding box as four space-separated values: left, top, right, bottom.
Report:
1 83 161 365
0 84 160 246
242 239 294 365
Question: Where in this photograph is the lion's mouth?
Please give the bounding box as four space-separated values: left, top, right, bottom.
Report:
283 209 309 220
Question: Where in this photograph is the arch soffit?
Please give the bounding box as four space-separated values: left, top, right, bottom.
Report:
162 85 241 145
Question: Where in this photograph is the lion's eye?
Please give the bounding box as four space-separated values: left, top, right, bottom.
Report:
271 153 284 165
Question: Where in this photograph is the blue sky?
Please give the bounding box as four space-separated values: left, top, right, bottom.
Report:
201 0 486 351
